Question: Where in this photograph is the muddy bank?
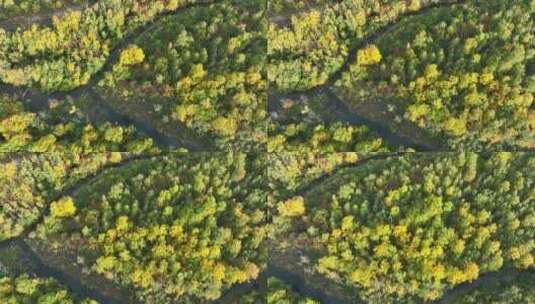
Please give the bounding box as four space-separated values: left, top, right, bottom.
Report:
320 88 441 151
87 89 212 151
0 238 126 303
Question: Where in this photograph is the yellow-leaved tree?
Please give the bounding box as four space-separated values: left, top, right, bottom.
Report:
119 45 145 66
278 196 305 217
357 45 382 66
50 196 77 218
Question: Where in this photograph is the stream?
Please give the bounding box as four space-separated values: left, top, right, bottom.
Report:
320 88 438 151
267 152 532 304
269 0 466 152
0 0 218 151
0 153 259 304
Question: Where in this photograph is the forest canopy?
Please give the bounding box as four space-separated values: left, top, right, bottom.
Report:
274 152 535 303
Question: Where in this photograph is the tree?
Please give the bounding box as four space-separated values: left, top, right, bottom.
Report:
50 196 77 218
357 45 382 66
119 45 145 66
278 196 305 217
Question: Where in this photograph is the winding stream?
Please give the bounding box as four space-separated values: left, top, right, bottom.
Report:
269 0 466 151
0 154 156 248
0 153 261 304
267 153 533 304
0 0 219 151
320 88 438 151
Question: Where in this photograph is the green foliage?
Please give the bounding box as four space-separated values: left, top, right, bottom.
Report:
452 271 535 304
268 0 452 92
269 100 390 153
0 152 139 241
337 0 535 149
98 1 267 150
36 153 268 302
291 153 534 302
268 277 319 304
0 274 98 303
268 0 327 15
0 94 156 152
268 152 360 201
0 0 86 20
0 0 201 92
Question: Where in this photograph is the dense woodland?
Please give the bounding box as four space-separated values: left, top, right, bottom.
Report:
0 94 156 152
0 0 87 20
0 0 534 303
0 0 267 150
0 152 142 241
30 153 268 302
268 152 361 202
0 0 204 92
1 151 534 303
0 274 98 303
97 0 267 150
268 0 535 151
268 0 455 92
337 0 535 149
268 0 326 15
274 152 534 303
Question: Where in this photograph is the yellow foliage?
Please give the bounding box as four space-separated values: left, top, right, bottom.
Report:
108 152 122 163
480 72 494 85
509 247 521 260
443 117 467 136
351 267 374 288
2 162 17 179
424 289 441 301
213 263 226 282
331 229 342 239
170 225 184 238
115 216 130 232
306 10 322 28
432 264 446 281
243 263 260 279
95 256 116 273
408 0 421 11
393 225 409 243
211 117 238 137
277 196 305 217
317 256 338 272
130 269 153 288
518 253 534 268
119 45 145 66
374 242 390 257
447 268 466 285
341 215 354 231
424 64 440 80
464 263 479 281
357 45 382 66
50 196 77 218
2 69 27 86
0 113 35 138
